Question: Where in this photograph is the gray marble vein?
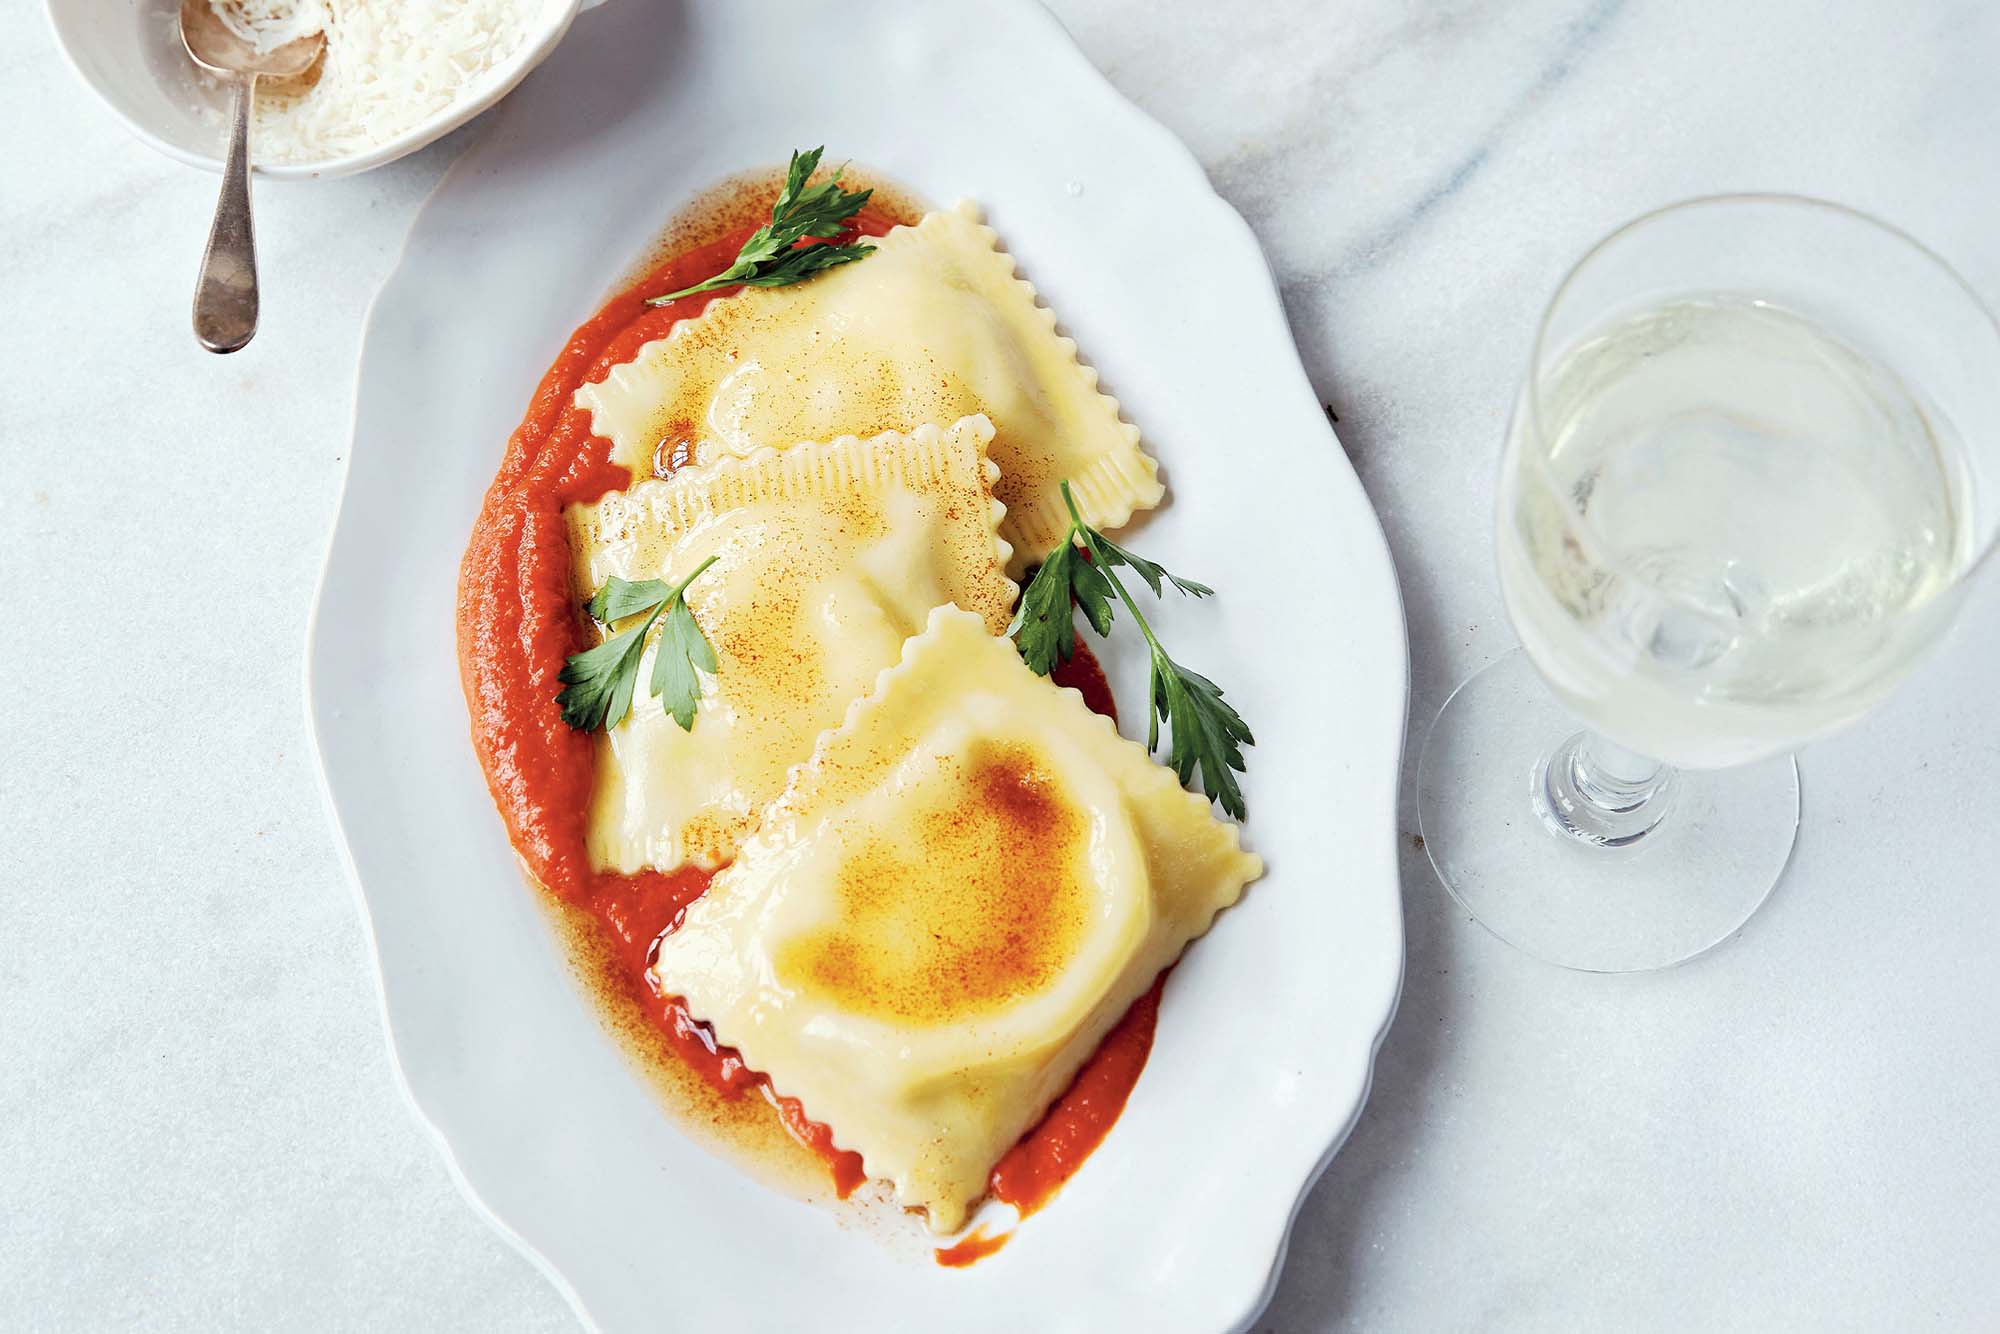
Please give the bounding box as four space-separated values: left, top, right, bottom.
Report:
1327 0 1631 277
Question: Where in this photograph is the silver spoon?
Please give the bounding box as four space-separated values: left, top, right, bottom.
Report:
179 1 324 354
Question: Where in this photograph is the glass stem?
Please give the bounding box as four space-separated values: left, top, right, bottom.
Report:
1533 730 1678 848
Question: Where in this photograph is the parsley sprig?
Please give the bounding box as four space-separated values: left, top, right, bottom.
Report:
558 556 720 733
648 147 874 305
1008 483 1253 819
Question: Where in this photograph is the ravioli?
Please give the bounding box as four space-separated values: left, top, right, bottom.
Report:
650 606 1263 1233
567 417 1016 873
574 201 1164 568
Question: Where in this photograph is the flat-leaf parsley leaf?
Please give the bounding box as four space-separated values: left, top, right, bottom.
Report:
648 147 874 305
1008 483 1253 819
558 555 721 733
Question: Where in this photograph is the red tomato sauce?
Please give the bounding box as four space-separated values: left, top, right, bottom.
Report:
934 1225 1012 1268
988 972 1163 1218
454 183 1158 1249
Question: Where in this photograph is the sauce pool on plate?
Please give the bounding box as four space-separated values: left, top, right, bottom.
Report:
456 171 1163 1259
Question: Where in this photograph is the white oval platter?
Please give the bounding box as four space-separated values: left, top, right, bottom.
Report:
306 1 1407 1329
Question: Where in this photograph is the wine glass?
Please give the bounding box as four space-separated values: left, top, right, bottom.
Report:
1418 194 2000 973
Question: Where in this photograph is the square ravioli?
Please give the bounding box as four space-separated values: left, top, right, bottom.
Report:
650 606 1263 1233
574 201 1164 569
568 416 1016 873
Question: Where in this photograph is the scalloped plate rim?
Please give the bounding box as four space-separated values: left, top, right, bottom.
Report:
304 2 1407 1330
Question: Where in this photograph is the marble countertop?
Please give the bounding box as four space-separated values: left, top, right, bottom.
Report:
6 0 1996 1328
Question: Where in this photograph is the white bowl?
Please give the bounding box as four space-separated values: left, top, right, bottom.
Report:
45 0 601 180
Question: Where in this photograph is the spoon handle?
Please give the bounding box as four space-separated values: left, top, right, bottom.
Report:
193 74 259 354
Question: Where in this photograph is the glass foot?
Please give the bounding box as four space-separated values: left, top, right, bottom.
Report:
1416 650 1800 972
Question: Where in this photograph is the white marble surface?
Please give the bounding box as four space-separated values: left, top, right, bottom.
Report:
5 0 1997 1329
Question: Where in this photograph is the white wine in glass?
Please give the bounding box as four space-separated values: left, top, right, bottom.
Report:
1419 195 2000 972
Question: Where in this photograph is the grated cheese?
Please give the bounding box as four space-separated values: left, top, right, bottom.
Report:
205 0 540 164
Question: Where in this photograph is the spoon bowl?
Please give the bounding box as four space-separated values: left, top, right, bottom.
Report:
177 1 325 353
178 0 325 81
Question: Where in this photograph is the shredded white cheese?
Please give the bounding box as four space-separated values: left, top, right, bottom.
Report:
205 0 539 164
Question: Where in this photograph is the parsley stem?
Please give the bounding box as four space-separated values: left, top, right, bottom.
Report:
664 553 721 609
1059 481 1169 663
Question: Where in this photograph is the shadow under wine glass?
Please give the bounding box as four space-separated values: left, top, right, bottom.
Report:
1418 194 2000 973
